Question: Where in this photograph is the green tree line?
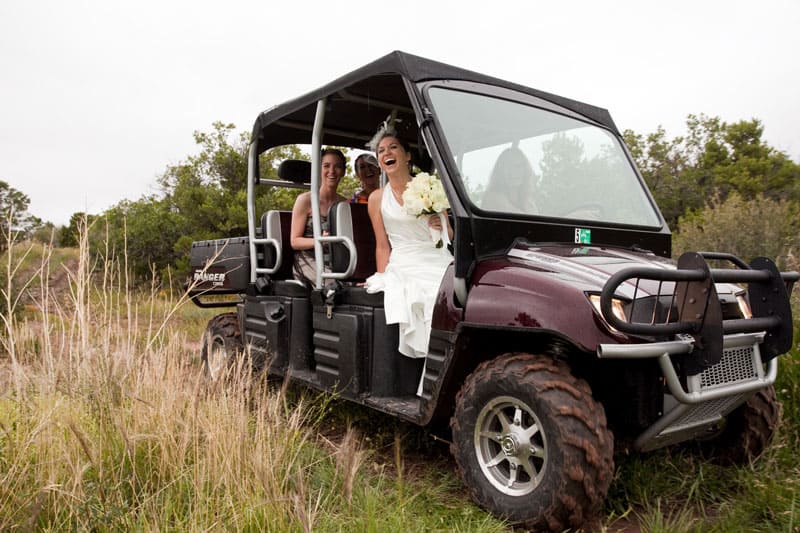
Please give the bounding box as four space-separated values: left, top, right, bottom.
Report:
58 122 358 282
6 115 800 284
623 114 800 269
0 180 44 253
623 114 800 227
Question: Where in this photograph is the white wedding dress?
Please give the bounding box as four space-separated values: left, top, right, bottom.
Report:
366 187 453 361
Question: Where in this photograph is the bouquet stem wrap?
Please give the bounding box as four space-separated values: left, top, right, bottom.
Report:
429 212 450 248
401 172 450 248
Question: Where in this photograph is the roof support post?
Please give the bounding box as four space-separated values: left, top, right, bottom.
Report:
247 139 259 283
310 99 326 289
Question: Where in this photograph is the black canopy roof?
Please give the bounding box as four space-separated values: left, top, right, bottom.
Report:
252 51 618 154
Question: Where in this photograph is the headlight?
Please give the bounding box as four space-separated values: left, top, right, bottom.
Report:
588 294 627 332
736 292 753 319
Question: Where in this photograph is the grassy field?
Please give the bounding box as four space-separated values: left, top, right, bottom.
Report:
1 238 798 532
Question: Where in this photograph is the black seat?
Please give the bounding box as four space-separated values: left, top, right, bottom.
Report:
260 211 296 280
277 159 311 184
327 201 377 283
258 210 308 297
252 159 314 297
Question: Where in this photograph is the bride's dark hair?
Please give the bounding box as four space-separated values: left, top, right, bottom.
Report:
371 130 411 155
368 111 411 154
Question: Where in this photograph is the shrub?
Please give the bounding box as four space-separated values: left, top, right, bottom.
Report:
673 192 800 271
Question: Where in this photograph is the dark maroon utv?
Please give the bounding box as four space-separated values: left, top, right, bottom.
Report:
188 51 797 531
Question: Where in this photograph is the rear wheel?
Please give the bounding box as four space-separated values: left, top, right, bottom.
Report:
450 353 614 532
695 385 780 465
201 313 243 381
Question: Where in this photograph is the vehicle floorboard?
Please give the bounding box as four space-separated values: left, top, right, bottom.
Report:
364 396 421 419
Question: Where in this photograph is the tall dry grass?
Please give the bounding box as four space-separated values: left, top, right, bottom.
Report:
0 220 508 532
0 220 346 531
7 209 795 531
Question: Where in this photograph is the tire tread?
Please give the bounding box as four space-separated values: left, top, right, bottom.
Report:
450 352 614 531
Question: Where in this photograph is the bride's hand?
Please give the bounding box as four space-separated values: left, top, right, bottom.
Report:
427 214 443 230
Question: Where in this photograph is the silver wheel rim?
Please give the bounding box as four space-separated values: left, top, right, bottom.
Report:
474 395 547 496
206 335 228 381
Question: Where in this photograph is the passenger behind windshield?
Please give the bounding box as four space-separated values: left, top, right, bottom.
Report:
481 147 539 214
290 148 347 287
351 154 381 204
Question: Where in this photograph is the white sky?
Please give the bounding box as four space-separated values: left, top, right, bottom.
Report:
2 0 798 226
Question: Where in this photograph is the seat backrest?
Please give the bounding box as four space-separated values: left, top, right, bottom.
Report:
259 210 295 280
328 201 376 282
277 159 311 184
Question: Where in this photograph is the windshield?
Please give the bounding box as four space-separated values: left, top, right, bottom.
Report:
427 87 662 227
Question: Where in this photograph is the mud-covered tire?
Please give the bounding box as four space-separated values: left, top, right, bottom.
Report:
450 353 614 532
695 385 780 465
200 313 244 381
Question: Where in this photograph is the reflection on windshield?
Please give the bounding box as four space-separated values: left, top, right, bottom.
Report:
427 88 661 227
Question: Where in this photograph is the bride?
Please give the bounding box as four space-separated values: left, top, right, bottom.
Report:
365 128 453 392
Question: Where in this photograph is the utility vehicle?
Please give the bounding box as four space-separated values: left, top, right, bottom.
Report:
188 51 797 531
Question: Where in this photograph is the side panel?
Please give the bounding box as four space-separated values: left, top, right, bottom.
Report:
431 264 463 332
369 308 424 397
241 294 312 373
289 296 313 371
312 307 371 395
418 328 450 401
309 303 425 399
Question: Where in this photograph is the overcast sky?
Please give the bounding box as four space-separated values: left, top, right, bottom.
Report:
2 0 798 226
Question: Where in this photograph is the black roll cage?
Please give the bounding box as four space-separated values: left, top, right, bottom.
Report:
244 51 674 306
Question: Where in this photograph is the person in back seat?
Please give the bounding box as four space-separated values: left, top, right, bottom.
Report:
290 148 347 287
351 154 380 204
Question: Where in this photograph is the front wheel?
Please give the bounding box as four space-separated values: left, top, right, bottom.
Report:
450 353 614 532
201 312 244 381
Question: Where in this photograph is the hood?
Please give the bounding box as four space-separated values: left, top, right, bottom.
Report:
501 243 741 298
505 243 673 298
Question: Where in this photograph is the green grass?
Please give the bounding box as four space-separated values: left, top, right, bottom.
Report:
605 343 800 532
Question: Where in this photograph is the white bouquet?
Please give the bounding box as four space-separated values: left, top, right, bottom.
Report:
401 172 450 248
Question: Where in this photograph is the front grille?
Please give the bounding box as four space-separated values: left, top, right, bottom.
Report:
635 334 766 452
700 345 758 388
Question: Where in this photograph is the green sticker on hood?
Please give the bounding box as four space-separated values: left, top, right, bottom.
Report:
574 228 591 244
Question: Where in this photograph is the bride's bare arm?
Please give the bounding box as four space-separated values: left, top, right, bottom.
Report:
368 189 390 273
